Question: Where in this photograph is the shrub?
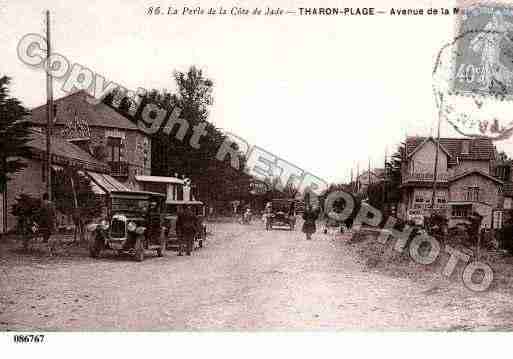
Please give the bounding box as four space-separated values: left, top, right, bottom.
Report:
11 193 42 248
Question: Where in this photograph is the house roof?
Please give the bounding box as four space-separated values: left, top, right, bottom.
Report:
27 130 109 173
406 136 496 165
449 169 504 185
27 90 142 132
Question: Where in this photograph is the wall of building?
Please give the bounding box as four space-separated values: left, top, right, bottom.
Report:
36 125 152 190
447 202 493 229
409 140 448 174
448 174 500 208
4 158 46 232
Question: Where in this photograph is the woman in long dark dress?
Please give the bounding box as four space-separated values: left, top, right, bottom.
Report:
302 205 318 240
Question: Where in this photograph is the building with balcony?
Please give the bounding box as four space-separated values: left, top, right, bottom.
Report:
398 136 502 228
27 91 151 190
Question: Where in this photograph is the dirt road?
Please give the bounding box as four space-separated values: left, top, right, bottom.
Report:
1 222 513 330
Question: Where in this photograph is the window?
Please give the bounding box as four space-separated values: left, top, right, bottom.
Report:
462 140 470 154
177 185 183 201
452 205 471 218
437 198 446 204
505 197 512 210
415 197 425 203
107 137 122 163
465 186 480 202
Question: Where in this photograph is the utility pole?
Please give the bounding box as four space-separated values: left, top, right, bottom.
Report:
430 92 443 215
356 162 360 193
382 147 387 211
368 157 372 186
45 10 53 199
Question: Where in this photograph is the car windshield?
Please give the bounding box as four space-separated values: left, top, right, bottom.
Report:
112 198 151 213
272 200 294 212
165 204 203 215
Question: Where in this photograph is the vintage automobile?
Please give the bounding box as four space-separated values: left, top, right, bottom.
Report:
163 200 207 250
87 191 167 261
269 198 297 230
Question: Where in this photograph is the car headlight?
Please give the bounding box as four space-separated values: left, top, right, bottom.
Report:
100 219 109 230
127 221 137 232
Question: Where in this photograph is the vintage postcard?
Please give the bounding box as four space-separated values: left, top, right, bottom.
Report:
1 0 513 357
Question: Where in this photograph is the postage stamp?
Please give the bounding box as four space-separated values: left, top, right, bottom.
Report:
440 1 513 140
453 2 513 99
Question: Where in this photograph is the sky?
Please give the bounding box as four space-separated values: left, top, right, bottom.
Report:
3 0 513 184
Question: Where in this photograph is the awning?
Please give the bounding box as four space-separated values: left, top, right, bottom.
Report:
166 200 203 205
135 175 185 184
447 201 491 207
90 181 106 195
87 172 131 193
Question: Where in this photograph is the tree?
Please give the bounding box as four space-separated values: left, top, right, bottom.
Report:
0 76 31 233
174 66 213 125
103 66 250 210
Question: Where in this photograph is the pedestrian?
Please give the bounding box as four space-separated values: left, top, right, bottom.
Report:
468 211 484 258
176 205 198 256
263 202 272 230
38 193 56 244
243 207 252 224
302 204 318 240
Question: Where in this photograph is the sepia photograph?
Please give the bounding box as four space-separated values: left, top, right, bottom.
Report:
2 0 513 356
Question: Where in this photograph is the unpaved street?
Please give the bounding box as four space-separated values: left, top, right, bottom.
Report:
1 222 513 331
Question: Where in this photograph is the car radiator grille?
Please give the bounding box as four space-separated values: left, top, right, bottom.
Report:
110 219 126 238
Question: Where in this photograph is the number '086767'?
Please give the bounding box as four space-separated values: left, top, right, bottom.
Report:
13 334 45 343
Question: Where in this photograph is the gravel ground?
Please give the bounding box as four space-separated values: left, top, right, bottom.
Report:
1 221 513 331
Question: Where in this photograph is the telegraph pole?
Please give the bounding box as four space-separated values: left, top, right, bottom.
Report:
430 92 443 215
45 10 53 199
356 162 360 193
350 167 353 191
368 158 372 187
382 147 387 212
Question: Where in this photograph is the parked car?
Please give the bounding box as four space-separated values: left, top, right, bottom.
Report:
163 200 207 250
269 198 296 230
87 191 167 261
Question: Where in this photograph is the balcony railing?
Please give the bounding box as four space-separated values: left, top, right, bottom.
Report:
109 161 129 177
403 172 449 183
